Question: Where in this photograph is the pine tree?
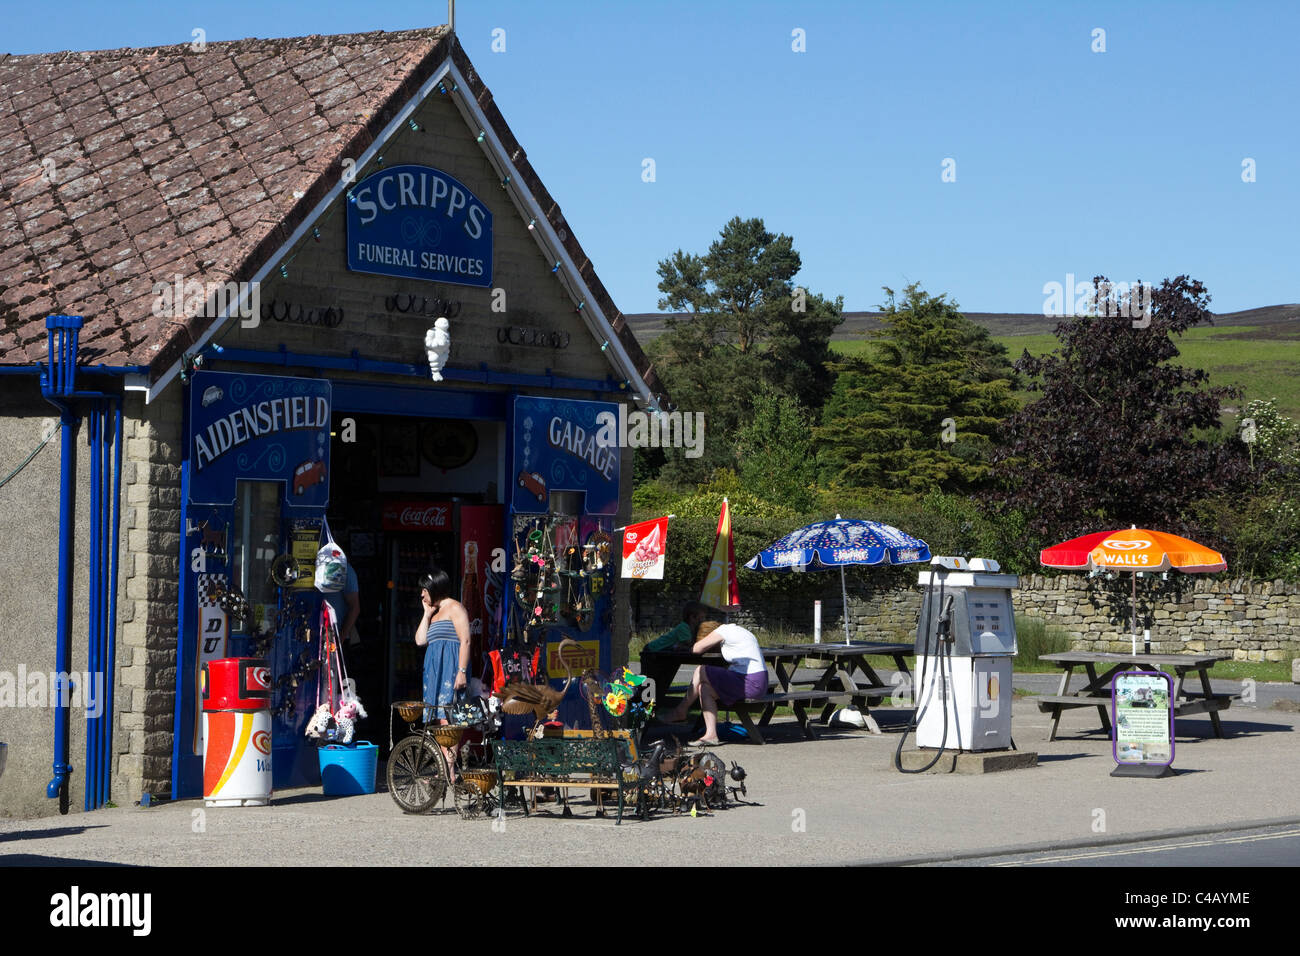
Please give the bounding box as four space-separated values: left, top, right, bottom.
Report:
817 283 1018 494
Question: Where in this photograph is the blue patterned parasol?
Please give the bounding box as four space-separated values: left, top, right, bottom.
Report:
746 517 930 572
745 516 930 642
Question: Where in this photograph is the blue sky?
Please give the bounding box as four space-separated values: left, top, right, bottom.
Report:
6 0 1297 315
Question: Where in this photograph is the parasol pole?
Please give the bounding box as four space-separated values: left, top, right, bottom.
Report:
836 514 849 644
1130 525 1138 656
840 565 849 644
1131 570 1138 656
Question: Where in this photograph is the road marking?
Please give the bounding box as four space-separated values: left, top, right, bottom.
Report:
994 827 1300 865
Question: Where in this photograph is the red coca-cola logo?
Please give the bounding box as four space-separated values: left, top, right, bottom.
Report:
382 501 452 530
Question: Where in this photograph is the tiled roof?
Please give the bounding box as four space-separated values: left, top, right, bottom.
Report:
0 28 662 397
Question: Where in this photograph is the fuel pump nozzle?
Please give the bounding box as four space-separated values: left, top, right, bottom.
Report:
936 594 955 645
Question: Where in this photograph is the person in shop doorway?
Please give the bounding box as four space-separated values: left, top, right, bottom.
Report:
415 566 471 781
323 565 363 733
323 565 361 647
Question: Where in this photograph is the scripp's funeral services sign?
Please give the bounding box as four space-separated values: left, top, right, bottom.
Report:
346 164 493 288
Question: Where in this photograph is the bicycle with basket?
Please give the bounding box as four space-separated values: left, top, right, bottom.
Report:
387 694 503 818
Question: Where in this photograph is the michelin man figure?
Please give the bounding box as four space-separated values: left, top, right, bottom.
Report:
425 317 451 381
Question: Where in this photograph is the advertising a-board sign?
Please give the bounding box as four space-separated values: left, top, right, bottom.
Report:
1112 671 1175 772
346 164 493 288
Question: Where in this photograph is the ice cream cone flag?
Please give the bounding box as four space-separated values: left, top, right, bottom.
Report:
621 516 670 580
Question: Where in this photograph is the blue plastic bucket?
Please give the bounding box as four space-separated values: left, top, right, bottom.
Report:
318 741 377 796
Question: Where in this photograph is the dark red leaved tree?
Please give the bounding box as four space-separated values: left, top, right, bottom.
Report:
986 275 1249 543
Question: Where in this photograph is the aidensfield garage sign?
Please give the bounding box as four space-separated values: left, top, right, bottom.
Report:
346 164 493 288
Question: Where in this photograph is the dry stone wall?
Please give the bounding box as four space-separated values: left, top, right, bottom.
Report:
632 573 1300 661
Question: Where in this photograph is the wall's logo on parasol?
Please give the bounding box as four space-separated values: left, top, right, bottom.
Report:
1101 539 1151 551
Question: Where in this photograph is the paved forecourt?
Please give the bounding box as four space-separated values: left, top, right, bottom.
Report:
1 695 1298 867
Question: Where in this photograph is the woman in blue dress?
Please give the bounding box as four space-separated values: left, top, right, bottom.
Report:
415 567 471 776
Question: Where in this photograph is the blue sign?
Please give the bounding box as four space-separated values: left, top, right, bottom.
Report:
188 371 332 507
346 164 493 288
512 396 620 515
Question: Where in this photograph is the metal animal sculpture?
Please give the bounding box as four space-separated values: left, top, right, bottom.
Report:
199 521 226 555
496 637 580 727
676 751 727 813
580 670 608 738
727 761 752 804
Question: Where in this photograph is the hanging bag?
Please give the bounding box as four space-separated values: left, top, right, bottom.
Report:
314 517 348 593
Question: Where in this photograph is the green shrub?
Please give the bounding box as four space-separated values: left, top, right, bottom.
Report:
1014 614 1073 669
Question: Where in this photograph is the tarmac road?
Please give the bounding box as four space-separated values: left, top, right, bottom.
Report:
2 688 1298 867
956 824 1300 866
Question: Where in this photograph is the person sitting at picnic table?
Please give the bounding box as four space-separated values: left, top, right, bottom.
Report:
643 601 710 653
662 621 769 746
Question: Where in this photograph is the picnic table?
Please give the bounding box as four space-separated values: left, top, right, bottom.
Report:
639 641 914 743
1036 651 1238 741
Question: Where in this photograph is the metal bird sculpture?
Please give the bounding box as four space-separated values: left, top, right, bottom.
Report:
496 637 580 727
580 670 608 738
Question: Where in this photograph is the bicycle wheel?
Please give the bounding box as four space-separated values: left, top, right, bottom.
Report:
387 736 447 813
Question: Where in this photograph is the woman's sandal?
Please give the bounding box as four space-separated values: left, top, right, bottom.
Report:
688 737 723 747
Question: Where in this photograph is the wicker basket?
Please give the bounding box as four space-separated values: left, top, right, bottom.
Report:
459 768 498 795
393 701 425 724
432 724 468 749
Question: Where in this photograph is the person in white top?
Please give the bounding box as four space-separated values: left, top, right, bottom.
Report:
662 621 768 746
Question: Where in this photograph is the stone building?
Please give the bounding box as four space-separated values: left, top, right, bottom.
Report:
0 26 664 817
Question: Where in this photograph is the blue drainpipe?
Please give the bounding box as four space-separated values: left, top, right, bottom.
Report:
102 400 123 807
38 316 130 814
40 316 82 813
86 404 100 811
86 399 122 811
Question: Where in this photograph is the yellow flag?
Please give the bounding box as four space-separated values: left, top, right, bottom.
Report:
700 498 740 610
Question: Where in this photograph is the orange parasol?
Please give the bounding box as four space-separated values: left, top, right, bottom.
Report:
1041 527 1226 653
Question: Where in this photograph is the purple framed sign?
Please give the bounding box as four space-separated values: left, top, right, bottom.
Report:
1112 671 1176 777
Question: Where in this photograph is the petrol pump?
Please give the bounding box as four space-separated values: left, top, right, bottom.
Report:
897 556 1022 772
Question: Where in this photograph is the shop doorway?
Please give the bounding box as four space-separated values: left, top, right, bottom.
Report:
327 411 504 756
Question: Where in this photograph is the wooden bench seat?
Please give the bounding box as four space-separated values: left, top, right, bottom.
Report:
1035 694 1110 708
731 686 891 744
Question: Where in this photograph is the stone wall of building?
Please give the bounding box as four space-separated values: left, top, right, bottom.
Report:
114 387 183 805
630 573 1300 661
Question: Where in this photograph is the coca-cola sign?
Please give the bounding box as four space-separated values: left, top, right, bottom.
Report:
382 500 452 531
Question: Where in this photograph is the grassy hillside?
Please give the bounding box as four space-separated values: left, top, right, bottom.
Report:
628 305 1300 420
826 316 1300 421
831 324 1300 420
